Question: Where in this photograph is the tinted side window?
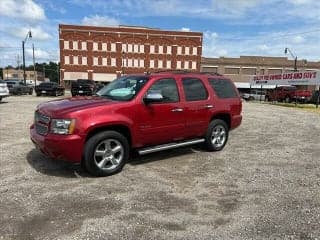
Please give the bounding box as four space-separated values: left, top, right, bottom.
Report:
147 78 179 103
182 78 208 101
208 79 238 98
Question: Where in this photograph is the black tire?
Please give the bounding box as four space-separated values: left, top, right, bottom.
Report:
36 93 41 96
204 119 229 151
28 89 33 95
83 131 129 177
265 96 269 102
249 96 254 101
54 90 58 97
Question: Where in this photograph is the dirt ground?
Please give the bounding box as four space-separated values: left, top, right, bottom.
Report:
0 95 320 240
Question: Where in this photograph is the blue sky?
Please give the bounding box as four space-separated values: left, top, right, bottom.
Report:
0 0 320 67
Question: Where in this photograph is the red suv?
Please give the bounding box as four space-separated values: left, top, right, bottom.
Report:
30 72 242 176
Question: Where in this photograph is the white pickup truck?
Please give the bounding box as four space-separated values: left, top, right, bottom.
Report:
243 89 266 101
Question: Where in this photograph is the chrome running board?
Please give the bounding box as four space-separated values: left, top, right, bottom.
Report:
138 139 205 155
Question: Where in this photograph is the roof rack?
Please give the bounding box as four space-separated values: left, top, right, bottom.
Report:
200 72 223 76
151 70 223 76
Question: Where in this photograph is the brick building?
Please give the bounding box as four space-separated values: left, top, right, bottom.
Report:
59 24 203 86
201 56 320 90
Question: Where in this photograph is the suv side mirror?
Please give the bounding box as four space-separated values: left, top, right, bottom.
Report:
144 92 163 104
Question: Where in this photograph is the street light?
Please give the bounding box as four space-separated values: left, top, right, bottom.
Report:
22 30 32 85
284 47 297 72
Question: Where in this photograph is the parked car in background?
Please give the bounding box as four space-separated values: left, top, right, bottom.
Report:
35 82 65 97
265 86 312 103
6 80 33 95
71 79 97 96
243 89 266 101
30 72 242 177
310 90 320 104
0 80 10 101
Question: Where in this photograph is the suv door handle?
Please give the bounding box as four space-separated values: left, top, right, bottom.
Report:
204 104 213 109
171 108 183 112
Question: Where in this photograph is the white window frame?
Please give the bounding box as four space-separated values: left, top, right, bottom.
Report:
158 60 163 69
73 41 78 50
122 43 127 52
81 42 87 50
150 60 154 68
64 56 69 64
102 58 108 66
177 46 182 55
111 43 116 52
150 45 155 54
134 44 139 53
111 58 116 67
73 56 78 65
166 60 171 69
102 43 107 51
82 57 87 65
93 42 98 51
158 45 163 54
177 61 181 69
167 46 171 54
184 61 189 69
128 44 132 53
128 59 133 67
185 47 189 55
64 41 69 50
139 59 144 68
192 61 197 70
93 57 98 66
193 47 197 55
140 45 144 53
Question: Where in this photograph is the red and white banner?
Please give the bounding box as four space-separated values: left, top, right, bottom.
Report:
251 71 320 85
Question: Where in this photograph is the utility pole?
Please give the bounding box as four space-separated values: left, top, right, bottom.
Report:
22 30 32 85
32 44 36 88
17 55 21 81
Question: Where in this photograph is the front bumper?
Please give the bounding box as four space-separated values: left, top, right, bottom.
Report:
30 125 84 163
0 92 9 98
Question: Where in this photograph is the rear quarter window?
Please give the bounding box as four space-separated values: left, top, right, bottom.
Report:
208 78 238 98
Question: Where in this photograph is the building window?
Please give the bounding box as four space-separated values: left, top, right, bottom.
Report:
158 60 163 68
158 45 163 54
192 61 197 70
177 61 181 69
122 43 127 52
81 42 87 50
193 47 197 55
185 47 189 55
128 44 132 53
167 60 171 69
184 61 189 69
150 60 154 68
150 45 155 54
132 59 138 68
139 59 144 68
73 41 78 50
82 57 87 65
93 57 98 66
225 67 240 74
111 43 116 52
133 44 139 53
167 46 171 54
242 68 256 75
93 42 98 51
177 46 182 55
111 58 116 67
64 41 69 50
64 56 69 64
140 45 144 53
102 58 107 66
73 56 78 65
260 69 265 75
202 66 218 73
102 43 107 51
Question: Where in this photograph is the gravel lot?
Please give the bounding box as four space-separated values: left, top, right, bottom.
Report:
0 95 320 240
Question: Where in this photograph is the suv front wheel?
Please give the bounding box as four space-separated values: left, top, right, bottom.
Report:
83 131 129 177
205 119 229 151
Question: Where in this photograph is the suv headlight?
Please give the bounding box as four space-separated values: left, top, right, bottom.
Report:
50 119 76 135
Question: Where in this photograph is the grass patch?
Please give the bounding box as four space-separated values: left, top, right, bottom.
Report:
268 102 320 114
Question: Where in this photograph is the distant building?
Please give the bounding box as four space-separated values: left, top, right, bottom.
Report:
2 69 45 82
59 24 203 87
201 56 320 91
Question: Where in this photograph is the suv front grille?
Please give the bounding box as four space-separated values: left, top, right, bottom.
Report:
34 111 50 135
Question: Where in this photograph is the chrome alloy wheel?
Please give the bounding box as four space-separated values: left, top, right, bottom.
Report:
211 125 227 148
94 139 124 170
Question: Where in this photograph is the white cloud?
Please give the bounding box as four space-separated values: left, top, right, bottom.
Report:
0 0 46 21
81 15 120 26
180 27 191 32
8 26 52 41
292 35 305 44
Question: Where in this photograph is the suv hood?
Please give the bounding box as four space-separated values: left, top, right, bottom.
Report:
37 96 118 117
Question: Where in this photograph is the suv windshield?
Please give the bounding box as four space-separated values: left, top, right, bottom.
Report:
97 75 149 101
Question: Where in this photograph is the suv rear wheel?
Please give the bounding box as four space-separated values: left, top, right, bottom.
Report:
83 131 129 176
205 119 229 151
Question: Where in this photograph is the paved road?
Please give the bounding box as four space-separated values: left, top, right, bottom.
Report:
0 96 320 240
